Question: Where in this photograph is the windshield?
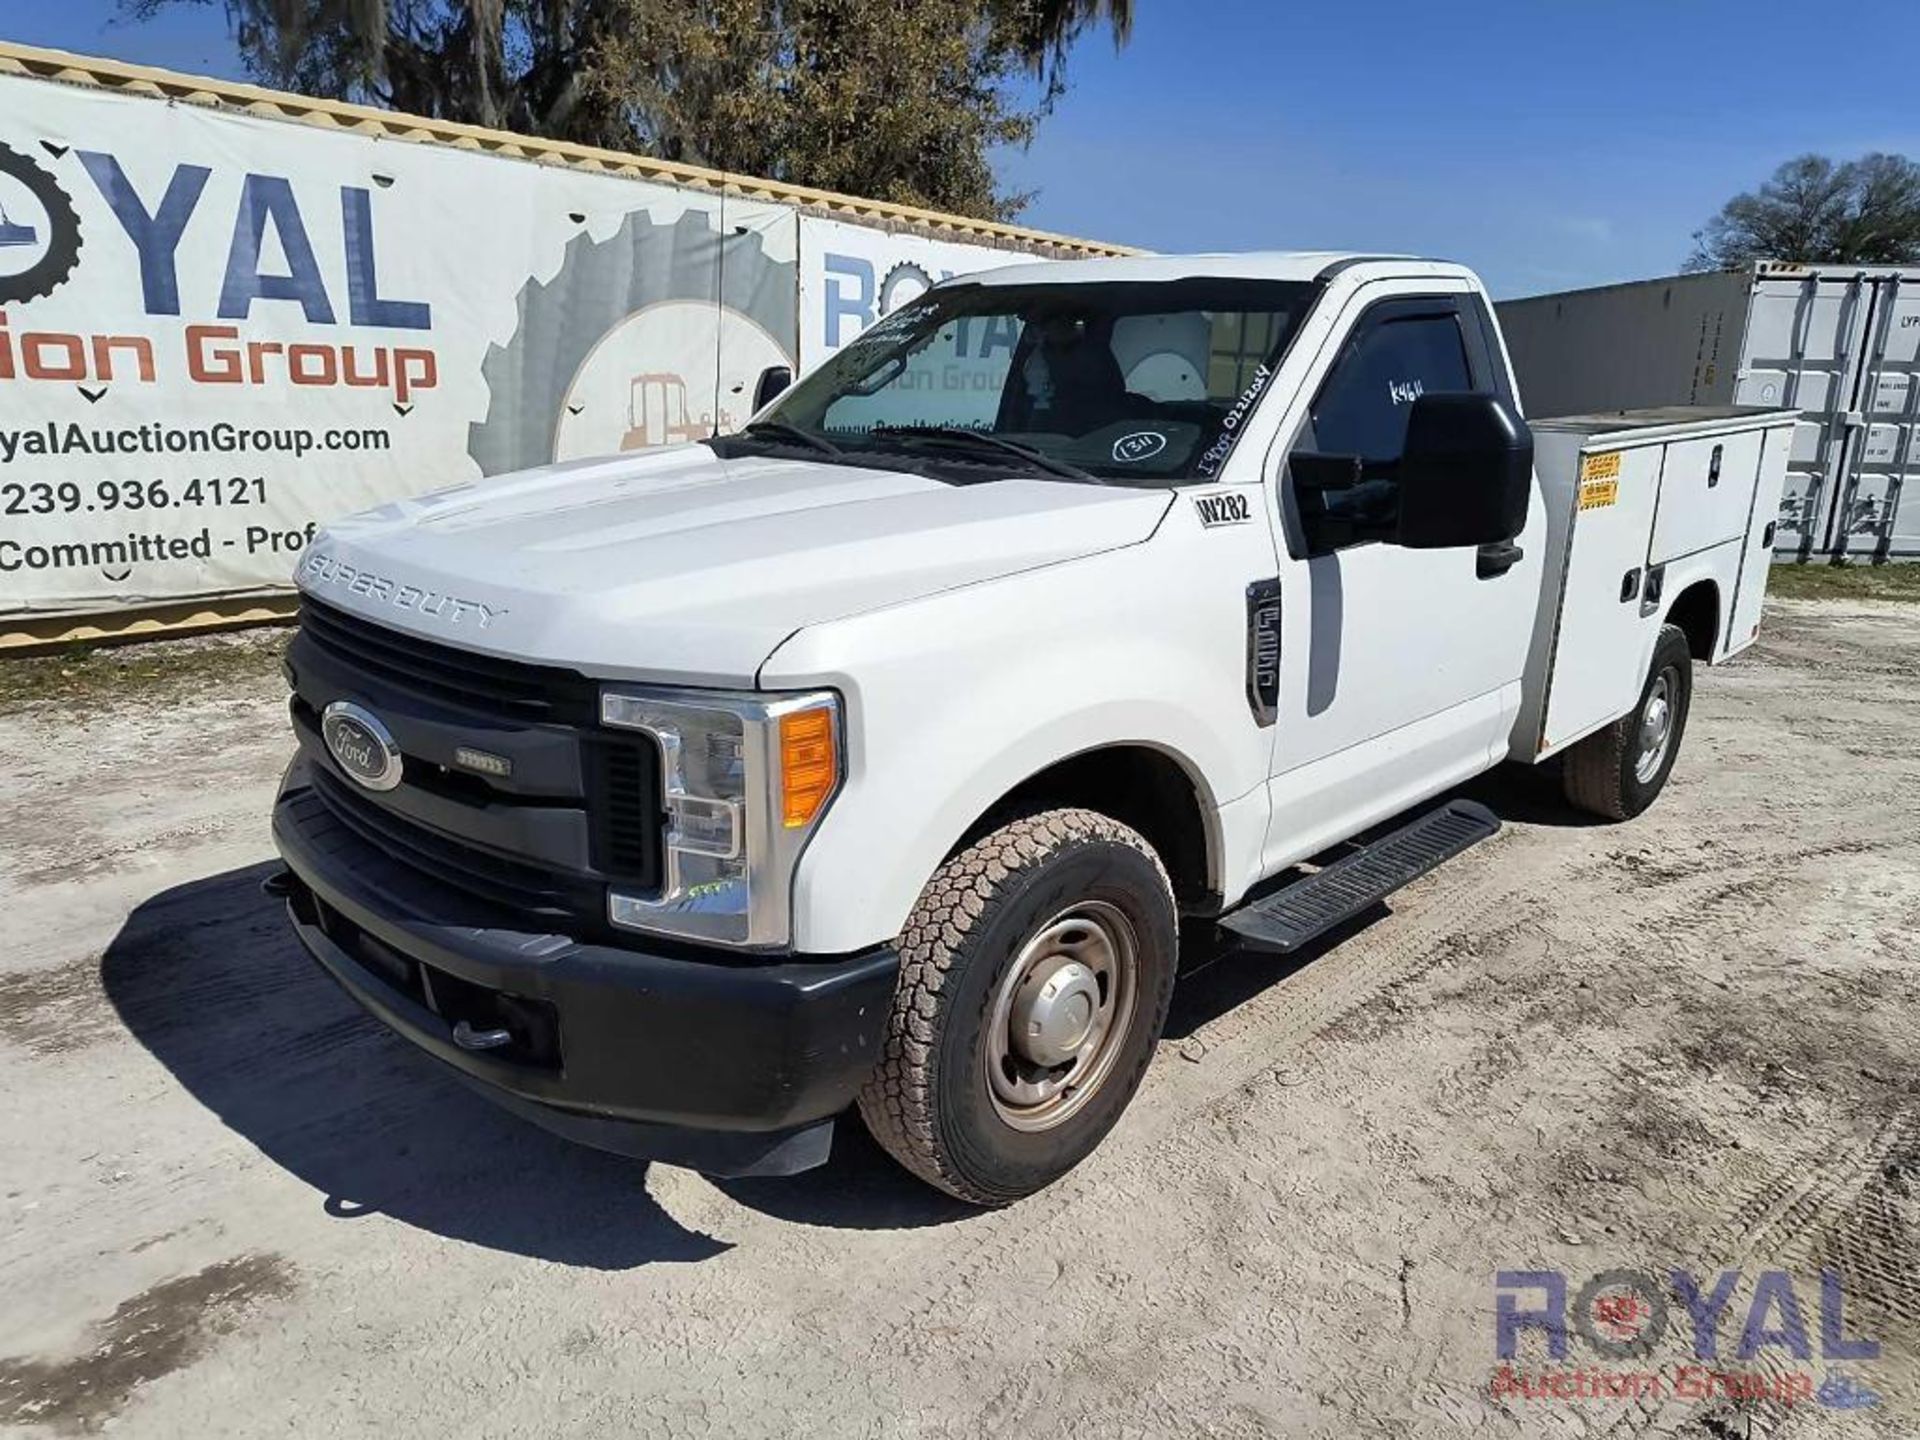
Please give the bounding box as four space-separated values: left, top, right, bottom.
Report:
745 277 1318 484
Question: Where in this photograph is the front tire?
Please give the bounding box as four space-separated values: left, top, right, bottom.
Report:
857 808 1178 1205
1562 623 1693 820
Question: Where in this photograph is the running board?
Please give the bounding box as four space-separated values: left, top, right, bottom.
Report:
1219 799 1501 954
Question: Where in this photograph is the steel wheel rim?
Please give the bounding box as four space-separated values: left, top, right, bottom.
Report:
985 900 1139 1133
1635 668 1678 783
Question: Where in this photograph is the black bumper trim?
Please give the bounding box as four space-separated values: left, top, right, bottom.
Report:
453 1076 835 1176
272 763 898 1170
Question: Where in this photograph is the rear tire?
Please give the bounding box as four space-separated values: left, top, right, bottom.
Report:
857 808 1178 1206
1562 623 1693 820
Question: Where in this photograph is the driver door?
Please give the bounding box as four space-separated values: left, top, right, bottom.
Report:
1258 283 1543 873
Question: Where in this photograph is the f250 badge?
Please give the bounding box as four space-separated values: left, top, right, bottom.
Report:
1193 491 1251 527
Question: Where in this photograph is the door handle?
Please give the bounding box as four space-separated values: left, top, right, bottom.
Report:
1476 541 1523 579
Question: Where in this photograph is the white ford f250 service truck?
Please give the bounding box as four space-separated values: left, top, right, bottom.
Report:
270 253 1793 1205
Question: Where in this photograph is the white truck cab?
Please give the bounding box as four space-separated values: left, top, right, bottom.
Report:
271 253 1791 1203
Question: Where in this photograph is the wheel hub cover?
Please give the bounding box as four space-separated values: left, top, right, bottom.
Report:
1010 959 1100 1067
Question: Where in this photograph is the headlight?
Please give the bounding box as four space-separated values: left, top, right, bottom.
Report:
599 687 841 949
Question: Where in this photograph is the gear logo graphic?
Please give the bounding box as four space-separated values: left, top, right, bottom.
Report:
878 261 934 317
0 144 83 304
468 210 796 476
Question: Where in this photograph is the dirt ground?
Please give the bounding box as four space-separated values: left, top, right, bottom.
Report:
0 598 1915 1439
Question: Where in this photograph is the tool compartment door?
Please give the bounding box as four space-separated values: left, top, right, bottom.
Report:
1725 423 1792 657
1649 428 1769 564
1541 444 1664 752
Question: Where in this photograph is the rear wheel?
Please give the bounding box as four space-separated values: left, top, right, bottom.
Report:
857 808 1178 1205
1562 623 1693 820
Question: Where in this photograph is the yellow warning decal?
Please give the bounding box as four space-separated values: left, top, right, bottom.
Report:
1579 477 1620 511
1580 450 1622 482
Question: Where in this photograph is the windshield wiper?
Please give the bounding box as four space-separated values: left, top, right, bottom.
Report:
871 425 1101 482
738 420 842 456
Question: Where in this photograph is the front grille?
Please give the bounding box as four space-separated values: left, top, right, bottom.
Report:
293 595 666 923
310 766 597 926
298 596 601 726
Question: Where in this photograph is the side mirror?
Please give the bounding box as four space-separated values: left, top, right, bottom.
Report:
1396 393 1533 549
1292 451 1399 550
753 365 793 411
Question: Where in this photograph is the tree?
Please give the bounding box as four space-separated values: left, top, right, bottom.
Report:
1000 0 1132 81
587 0 1099 217
122 0 1132 219
121 0 658 146
1686 153 1920 271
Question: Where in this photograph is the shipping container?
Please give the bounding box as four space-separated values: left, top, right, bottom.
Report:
1498 263 1920 563
0 41 1131 648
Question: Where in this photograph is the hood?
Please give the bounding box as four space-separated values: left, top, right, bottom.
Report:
297 444 1174 685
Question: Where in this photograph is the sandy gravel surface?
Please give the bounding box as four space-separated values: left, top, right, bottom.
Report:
0 598 1915 1438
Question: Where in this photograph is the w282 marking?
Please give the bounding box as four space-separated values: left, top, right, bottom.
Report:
1193 491 1251 527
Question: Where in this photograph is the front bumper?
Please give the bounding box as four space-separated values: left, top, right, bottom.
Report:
271 758 898 1177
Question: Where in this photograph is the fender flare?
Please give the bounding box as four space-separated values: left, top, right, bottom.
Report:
1636 562 1723 680
788 697 1237 954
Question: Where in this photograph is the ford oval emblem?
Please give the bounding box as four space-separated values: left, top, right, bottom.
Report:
321 701 403 792
1112 431 1169 463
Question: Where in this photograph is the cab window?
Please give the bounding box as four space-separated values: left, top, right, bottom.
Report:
1304 311 1473 461
1289 299 1479 553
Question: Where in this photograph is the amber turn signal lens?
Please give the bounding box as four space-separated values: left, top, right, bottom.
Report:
779 707 837 828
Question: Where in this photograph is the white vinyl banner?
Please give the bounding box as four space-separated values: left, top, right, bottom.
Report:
0 77 805 617
797 216 1043 367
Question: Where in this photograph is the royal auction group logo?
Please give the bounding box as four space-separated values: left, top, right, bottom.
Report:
0 142 83 304
1493 1267 1883 1410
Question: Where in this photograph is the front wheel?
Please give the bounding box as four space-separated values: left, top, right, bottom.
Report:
1562 622 1693 820
857 808 1178 1205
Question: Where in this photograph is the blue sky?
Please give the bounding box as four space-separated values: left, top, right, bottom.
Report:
7 0 1916 298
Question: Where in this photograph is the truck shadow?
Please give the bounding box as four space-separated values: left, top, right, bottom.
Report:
712 1123 977 1229
1456 756 1606 828
1161 763 1594 1039
99 863 734 1271
1162 910 1378 1042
